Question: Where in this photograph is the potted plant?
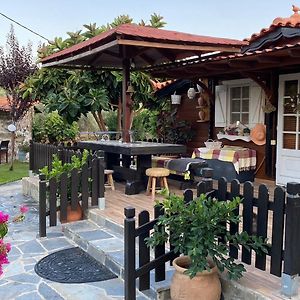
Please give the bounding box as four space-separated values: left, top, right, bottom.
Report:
39 150 89 222
243 127 251 136
147 193 268 300
18 141 30 162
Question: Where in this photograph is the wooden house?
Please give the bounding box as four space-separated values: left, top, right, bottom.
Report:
151 6 300 185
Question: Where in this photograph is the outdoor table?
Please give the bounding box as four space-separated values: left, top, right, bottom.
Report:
77 140 186 195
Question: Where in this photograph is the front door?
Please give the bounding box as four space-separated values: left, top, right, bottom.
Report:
276 73 300 185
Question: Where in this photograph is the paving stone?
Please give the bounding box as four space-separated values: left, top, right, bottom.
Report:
40 237 73 251
16 292 43 300
18 240 46 254
45 231 64 238
4 260 24 277
0 282 35 300
50 282 109 300
8 272 41 284
91 238 124 252
9 246 22 256
24 264 35 272
38 282 64 300
88 278 124 296
79 229 113 241
63 220 98 232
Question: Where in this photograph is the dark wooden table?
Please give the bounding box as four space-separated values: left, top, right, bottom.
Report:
78 141 186 195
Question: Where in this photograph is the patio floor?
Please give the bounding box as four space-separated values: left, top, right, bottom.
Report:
93 178 297 300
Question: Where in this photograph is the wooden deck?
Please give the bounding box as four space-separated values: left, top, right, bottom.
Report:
95 179 296 300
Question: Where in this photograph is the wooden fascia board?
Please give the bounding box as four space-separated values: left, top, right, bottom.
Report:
42 40 119 67
117 39 242 53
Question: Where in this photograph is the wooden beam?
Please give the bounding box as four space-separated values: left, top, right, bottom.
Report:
288 49 300 57
228 60 254 69
42 40 119 67
156 48 176 62
118 39 242 53
139 53 155 65
204 63 229 71
256 56 281 64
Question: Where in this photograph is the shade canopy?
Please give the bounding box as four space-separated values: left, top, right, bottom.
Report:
41 23 245 70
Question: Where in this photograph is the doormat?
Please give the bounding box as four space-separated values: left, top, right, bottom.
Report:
34 247 117 283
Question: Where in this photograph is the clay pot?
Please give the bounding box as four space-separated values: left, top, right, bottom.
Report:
198 110 206 121
171 256 221 300
60 203 83 223
198 96 206 107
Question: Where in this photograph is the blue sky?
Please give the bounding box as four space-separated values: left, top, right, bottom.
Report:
0 1 294 55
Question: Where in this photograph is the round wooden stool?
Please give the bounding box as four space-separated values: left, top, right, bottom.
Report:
145 167 170 199
104 169 115 191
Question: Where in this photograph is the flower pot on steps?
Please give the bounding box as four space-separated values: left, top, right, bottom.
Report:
60 203 83 223
171 256 221 300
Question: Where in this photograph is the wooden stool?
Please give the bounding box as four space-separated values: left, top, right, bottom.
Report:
145 167 170 199
104 169 115 191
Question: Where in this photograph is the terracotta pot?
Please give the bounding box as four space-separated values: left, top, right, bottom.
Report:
198 96 206 107
198 110 206 120
60 203 83 223
171 256 221 300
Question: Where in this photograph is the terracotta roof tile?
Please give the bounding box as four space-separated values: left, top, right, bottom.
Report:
42 23 246 63
246 5 300 43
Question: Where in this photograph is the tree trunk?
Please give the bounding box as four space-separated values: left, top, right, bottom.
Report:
9 131 15 171
92 111 102 130
97 111 107 131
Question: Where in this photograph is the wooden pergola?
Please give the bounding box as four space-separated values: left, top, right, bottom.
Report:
41 23 245 142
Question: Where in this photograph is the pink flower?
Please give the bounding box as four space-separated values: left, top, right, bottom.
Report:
5 243 11 253
19 205 29 214
0 212 9 224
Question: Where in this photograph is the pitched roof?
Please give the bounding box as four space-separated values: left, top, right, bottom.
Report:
0 96 10 111
41 23 246 69
245 5 300 43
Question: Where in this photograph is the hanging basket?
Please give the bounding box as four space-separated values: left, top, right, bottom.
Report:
171 93 182 105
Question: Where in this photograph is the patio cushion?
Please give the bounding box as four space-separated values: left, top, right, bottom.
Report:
146 167 170 177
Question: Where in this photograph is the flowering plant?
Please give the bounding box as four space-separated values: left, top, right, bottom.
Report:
0 205 29 275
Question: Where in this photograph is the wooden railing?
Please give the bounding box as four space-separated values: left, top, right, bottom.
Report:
38 152 105 237
124 170 300 299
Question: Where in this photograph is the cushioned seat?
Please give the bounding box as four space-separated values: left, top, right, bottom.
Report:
146 168 170 199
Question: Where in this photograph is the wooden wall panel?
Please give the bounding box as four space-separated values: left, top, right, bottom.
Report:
175 95 269 179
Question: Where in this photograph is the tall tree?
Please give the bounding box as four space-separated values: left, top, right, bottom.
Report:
23 14 165 132
0 25 36 170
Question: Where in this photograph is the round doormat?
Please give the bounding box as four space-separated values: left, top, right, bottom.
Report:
35 247 117 283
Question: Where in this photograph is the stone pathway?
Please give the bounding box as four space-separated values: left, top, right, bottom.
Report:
0 181 127 300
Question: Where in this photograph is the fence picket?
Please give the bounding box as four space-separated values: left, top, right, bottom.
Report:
138 210 150 291
81 164 89 212
270 186 285 276
217 178 227 244
242 181 254 264
229 179 240 258
154 204 165 282
59 172 68 222
255 184 269 270
91 158 98 206
183 189 193 203
49 177 58 227
71 168 79 210
39 174 47 237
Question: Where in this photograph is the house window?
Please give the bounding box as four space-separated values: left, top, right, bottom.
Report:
215 79 264 128
230 86 249 124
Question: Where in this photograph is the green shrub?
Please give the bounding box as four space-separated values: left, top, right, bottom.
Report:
33 111 79 143
32 114 47 142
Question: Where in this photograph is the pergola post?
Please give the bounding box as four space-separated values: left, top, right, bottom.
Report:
122 55 131 143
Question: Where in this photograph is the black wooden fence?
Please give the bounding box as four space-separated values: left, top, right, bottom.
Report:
124 170 300 299
39 153 105 237
29 141 81 173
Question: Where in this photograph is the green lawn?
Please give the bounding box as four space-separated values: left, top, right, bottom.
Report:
0 161 29 185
